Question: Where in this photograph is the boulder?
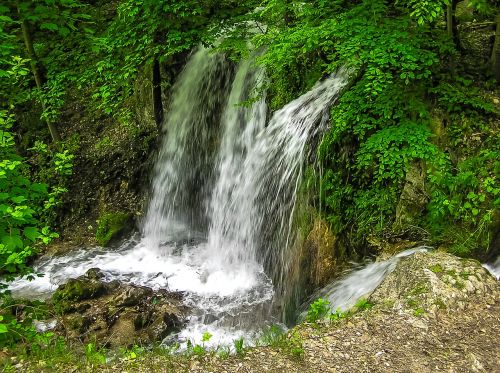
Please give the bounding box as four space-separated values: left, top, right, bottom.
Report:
370 251 499 318
52 268 187 347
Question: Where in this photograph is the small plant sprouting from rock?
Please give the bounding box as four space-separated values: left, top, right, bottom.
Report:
307 297 372 324
85 343 107 365
286 331 305 360
186 340 206 356
202 331 212 343
306 298 331 322
329 308 348 321
413 308 425 317
258 324 287 347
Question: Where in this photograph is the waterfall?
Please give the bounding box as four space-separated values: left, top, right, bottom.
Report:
142 47 232 250
246 71 350 310
8 49 350 347
205 55 267 273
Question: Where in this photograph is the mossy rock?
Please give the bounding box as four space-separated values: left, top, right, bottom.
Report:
96 212 134 247
52 278 106 313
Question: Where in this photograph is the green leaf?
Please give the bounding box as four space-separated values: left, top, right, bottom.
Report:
31 183 48 194
2 235 24 250
24 227 40 242
40 23 59 32
11 196 27 204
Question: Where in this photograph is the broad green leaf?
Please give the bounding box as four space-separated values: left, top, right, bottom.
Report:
24 227 40 242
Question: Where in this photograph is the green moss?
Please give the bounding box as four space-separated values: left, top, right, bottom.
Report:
406 299 419 309
408 283 428 297
459 271 471 280
52 278 105 313
96 212 133 247
429 264 443 273
454 281 465 290
434 298 447 310
446 269 457 277
413 308 425 317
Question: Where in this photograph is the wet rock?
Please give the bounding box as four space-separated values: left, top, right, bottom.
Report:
109 310 138 347
303 219 339 288
52 275 107 312
111 285 153 307
52 270 187 348
85 268 105 280
368 237 419 260
95 212 135 247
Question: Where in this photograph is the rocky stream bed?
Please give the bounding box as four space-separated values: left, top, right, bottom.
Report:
12 250 500 372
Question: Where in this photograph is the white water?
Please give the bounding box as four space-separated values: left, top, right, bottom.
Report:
9 49 350 349
308 247 429 313
484 256 500 280
142 47 231 250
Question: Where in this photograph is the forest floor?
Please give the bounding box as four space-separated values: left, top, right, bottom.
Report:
13 251 499 373
19 295 496 373
108 300 499 373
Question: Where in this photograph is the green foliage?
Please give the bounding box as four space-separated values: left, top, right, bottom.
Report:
258 324 287 347
0 0 94 138
329 307 348 322
306 298 330 322
233 337 244 355
354 298 374 311
285 331 305 359
251 0 498 254
201 331 212 343
185 340 207 356
0 111 58 279
0 297 52 348
83 0 257 117
426 118 499 256
85 342 107 365
398 0 448 25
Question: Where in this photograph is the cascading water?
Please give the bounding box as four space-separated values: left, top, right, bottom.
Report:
8 49 350 347
142 47 232 250
205 55 267 273
302 247 429 315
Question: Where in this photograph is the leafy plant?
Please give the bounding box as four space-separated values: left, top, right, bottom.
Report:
354 298 374 311
233 337 244 355
306 298 330 323
329 308 348 322
258 324 286 347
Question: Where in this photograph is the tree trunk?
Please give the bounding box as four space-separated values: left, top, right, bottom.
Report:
447 0 460 50
152 58 163 127
492 12 500 84
17 4 61 142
